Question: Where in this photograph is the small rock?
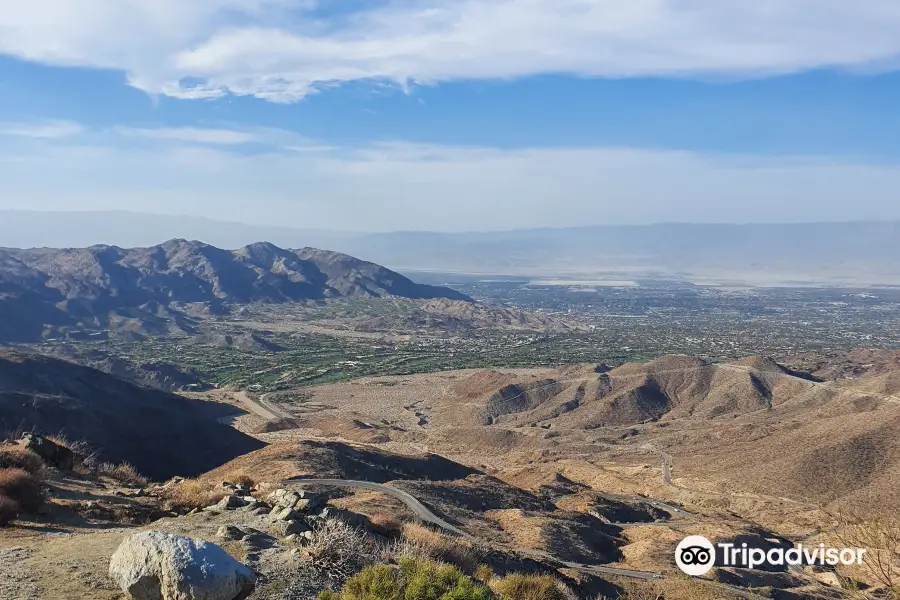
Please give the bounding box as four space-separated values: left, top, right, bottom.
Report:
267 489 301 507
811 570 843 587
319 507 371 530
293 498 318 513
109 531 255 600
217 525 247 541
270 519 310 537
215 495 248 511
269 506 298 522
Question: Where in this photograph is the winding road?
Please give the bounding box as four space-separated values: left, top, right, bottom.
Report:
278 477 767 598
279 477 666 582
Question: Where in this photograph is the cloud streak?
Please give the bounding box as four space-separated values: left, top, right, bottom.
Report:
2 1 900 102
0 120 85 138
1 128 899 230
116 126 264 145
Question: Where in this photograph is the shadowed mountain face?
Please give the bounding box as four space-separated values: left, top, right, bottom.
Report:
0 240 471 342
0 351 265 481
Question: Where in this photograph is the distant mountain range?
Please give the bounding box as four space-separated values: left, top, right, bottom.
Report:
2 210 899 285
0 239 470 342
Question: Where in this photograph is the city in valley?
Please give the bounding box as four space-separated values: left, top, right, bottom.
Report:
2 238 900 600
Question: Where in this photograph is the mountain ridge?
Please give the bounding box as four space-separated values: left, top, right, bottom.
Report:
3 210 900 284
0 239 470 342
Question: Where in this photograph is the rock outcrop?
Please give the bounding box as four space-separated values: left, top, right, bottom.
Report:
109 531 256 600
17 434 76 470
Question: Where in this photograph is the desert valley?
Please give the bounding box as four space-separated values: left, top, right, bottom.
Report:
1 238 900 600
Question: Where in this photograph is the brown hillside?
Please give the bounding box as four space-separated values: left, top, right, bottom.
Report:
205 440 480 484
0 351 264 481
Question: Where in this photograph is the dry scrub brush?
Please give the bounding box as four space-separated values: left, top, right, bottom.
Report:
159 478 226 511
224 472 256 489
383 522 485 574
97 462 149 487
0 467 45 525
491 573 576 600
833 512 900 599
608 578 744 600
0 495 19 526
0 445 45 475
308 518 380 583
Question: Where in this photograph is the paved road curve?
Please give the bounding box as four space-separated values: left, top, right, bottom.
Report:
280 477 666 581
281 478 470 538
279 477 777 598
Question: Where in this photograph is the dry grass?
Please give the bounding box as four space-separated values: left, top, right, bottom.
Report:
0 444 45 474
219 470 256 489
491 573 574 600
97 462 149 487
474 565 494 583
0 495 20 526
0 467 44 513
160 478 226 511
387 522 483 573
610 578 739 600
364 511 404 536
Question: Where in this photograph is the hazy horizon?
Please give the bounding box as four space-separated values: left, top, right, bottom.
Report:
3 208 900 237
2 210 898 287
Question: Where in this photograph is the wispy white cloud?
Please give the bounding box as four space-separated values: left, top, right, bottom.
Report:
1 132 899 230
116 126 262 145
0 120 85 138
2 1 900 102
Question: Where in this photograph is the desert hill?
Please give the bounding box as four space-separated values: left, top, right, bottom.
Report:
0 350 264 480
428 355 900 513
428 355 813 429
0 240 470 342
290 357 900 515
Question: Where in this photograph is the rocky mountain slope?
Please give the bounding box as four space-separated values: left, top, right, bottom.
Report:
0 240 470 342
0 350 264 479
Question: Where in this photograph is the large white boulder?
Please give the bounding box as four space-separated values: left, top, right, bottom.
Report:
109 531 256 600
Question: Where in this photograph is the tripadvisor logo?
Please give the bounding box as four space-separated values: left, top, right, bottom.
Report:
675 535 867 576
675 536 716 576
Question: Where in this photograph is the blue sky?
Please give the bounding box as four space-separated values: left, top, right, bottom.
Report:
1 0 900 231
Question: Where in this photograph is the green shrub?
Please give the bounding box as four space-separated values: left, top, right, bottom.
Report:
342 564 402 600
474 565 494 584
321 558 495 600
